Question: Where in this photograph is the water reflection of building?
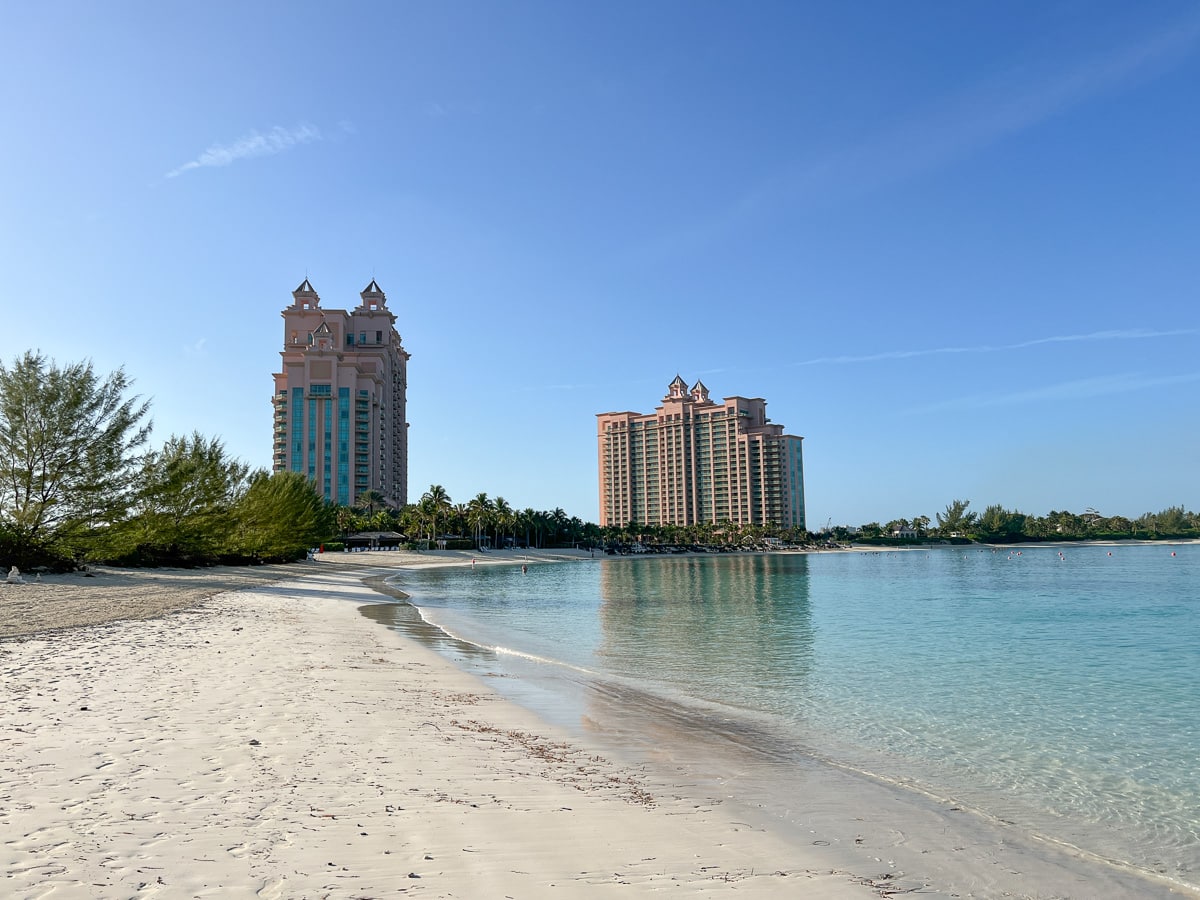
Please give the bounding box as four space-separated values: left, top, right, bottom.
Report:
597 376 804 529
596 555 814 694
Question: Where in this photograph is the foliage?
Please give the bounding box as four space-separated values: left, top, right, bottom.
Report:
418 484 452 543
973 504 1027 541
104 432 250 565
0 351 150 558
232 471 334 562
936 499 977 536
826 501 1198 545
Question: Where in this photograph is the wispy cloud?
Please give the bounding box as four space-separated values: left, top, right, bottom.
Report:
166 124 323 178
790 328 1197 368
513 329 1195 396
904 370 1200 415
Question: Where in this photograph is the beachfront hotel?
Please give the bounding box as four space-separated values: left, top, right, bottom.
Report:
272 279 410 507
597 376 805 530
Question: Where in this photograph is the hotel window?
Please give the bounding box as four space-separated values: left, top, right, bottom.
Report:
360 332 366 344
375 330 383 343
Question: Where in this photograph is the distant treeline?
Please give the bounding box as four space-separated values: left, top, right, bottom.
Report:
1 354 1190 571
840 499 1198 544
0 353 597 571
345 486 601 552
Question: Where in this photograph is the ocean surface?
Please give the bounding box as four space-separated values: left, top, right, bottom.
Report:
368 544 1200 890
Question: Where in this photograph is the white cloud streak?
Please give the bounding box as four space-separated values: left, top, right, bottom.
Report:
166 124 323 178
904 370 1200 415
790 328 1197 367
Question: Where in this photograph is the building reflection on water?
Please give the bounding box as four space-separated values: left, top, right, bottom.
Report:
595 554 815 711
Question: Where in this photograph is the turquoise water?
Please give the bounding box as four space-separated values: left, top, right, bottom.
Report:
383 545 1200 887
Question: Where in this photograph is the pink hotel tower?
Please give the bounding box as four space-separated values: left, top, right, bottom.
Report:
597 376 805 530
272 279 410 508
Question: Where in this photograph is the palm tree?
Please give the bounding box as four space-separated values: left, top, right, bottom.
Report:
537 509 555 548
492 496 513 548
467 493 493 549
521 507 541 548
355 489 387 518
420 484 452 546
334 505 358 536
566 516 584 547
449 502 469 537
549 507 568 546
397 503 423 544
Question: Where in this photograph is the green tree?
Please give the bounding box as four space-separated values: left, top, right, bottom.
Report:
1048 509 1085 537
449 502 469 537
334 505 359 535
0 352 151 560
122 432 249 563
1101 515 1133 535
233 471 333 562
355 489 388 518
397 502 425 544
492 496 513 547
936 499 976 536
974 504 1026 540
467 493 493 548
521 507 543 548
549 507 568 545
1155 505 1190 535
419 484 452 544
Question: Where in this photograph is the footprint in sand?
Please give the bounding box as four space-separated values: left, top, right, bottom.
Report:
256 875 288 898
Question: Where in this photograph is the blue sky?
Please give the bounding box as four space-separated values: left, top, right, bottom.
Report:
2 1 1197 528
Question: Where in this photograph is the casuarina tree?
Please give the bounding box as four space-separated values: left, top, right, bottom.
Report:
0 351 151 563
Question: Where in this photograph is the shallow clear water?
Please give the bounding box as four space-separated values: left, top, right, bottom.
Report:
384 545 1200 887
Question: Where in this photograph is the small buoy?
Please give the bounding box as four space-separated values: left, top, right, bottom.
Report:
1171 551 1177 557
1107 552 1112 556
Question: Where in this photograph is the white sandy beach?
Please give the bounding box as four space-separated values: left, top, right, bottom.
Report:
3 553 1196 898
1 559 878 898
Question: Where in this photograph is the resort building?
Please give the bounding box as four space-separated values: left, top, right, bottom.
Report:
597 376 805 530
272 279 410 507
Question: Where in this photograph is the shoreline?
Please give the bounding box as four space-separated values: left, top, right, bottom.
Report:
365 551 1199 899
3 555 1196 897
0 562 876 897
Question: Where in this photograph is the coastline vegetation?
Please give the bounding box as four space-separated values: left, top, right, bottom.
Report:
0 353 332 570
0 353 1194 571
844 498 1199 545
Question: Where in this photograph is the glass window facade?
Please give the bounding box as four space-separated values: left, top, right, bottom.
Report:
337 387 350 505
